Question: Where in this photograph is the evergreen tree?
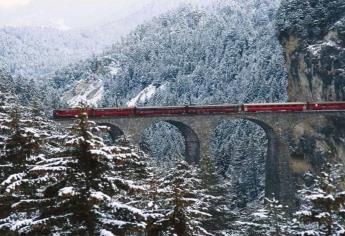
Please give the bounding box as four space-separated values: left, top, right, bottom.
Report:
200 156 235 233
294 164 345 235
0 107 44 219
0 103 153 235
145 161 213 236
0 82 18 150
235 197 290 236
0 91 13 156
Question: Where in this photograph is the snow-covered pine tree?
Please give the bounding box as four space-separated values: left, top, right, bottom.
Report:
0 92 13 156
0 79 18 153
0 106 45 219
0 103 152 235
199 156 235 234
145 161 213 236
0 90 14 218
133 166 165 236
294 164 345 235
233 197 290 236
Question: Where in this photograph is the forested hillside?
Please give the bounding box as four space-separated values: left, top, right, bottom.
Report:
0 0 216 82
54 1 287 107
0 27 108 80
51 0 287 207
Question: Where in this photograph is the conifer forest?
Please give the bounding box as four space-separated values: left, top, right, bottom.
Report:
0 0 345 235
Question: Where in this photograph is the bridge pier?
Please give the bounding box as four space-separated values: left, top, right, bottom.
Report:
265 130 295 208
230 118 296 208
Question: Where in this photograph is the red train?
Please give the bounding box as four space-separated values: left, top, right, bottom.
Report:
53 102 345 118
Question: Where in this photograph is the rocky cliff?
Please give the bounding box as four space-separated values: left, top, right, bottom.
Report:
277 0 345 102
277 0 345 173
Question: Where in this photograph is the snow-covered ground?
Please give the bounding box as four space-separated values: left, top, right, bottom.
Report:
63 79 104 107
127 85 158 107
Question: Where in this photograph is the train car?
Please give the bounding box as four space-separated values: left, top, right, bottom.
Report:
53 108 80 118
54 101 345 119
135 104 241 116
185 104 240 114
307 102 345 111
93 107 135 117
136 106 187 116
243 102 306 112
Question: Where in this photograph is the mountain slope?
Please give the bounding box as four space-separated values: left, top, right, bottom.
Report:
52 0 287 207
0 27 106 80
0 0 218 82
55 1 287 107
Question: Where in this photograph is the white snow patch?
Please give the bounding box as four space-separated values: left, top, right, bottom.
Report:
100 229 115 236
58 187 77 197
90 149 109 157
110 201 145 217
307 44 322 57
308 40 345 57
63 78 104 107
127 84 157 107
301 230 319 236
315 212 330 219
296 210 312 216
109 66 120 76
307 193 334 201
10 219 34 231
324 40 338 47
252 212 268 219
1 173 25 186
90 191 111 201
101 218 146 229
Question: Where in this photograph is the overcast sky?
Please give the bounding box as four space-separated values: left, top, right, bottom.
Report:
0 0 154 29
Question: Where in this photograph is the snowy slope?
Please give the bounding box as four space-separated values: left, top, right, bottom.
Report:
90 0 218 50
0 27 106 80
63 78 104 107
127 85 157 107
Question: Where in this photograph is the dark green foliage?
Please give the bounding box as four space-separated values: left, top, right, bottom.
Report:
0 103 152 235
4 110 41 171
277 0 345 41
0 108 43 219
232 197 291 236
200 156 235 233
143 161 214 236
294 164 345 235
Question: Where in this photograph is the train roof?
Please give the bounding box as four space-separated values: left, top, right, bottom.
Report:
245 102 345 106
308 101 345 104
94 104 240 110
244 102 306 106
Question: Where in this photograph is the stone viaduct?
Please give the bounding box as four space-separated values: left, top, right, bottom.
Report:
56 110 345 208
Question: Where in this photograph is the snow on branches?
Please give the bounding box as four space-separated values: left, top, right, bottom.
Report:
0 103 154 235
294 163 345 235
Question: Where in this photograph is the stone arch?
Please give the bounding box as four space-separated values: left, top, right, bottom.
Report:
97 123 124 143
165 120 200 165
210 116 294 207
138 119 201 165
210 118 268 206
